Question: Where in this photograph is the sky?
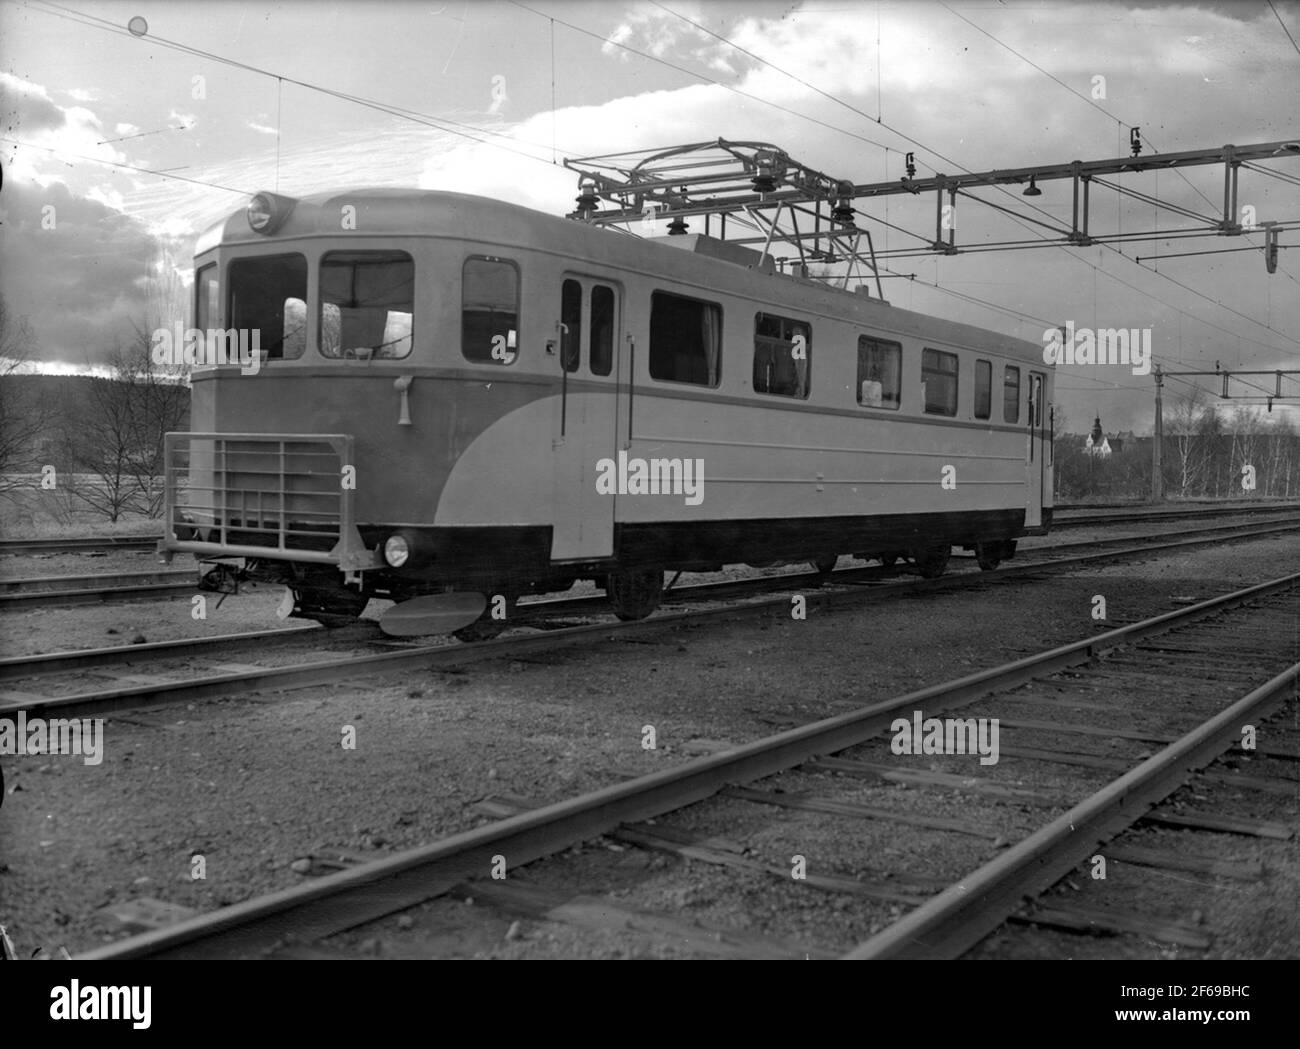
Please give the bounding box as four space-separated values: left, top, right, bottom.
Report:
1 0 1297 432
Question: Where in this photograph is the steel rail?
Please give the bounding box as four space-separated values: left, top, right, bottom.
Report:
0 580 195 609
74 569 1300 960
5 520 1296 720
0 568 192 594
0 536 158 554
0 625 320 680
1053 504 1300 528
843 660 1300 960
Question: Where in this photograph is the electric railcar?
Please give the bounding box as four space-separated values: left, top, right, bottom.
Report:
159 187 1054 638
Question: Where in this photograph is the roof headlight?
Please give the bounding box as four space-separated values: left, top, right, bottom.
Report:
247 194 274 233
245 191 294 234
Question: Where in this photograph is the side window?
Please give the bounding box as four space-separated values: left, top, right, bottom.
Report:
590 284 615 377
857 336 901 409
649 291 722 387
1004 365 1021 424
462 257 519 365
228 253 307 360
319 251 413 359
974 359 992 420
560 279 582 373
195 263 218 331
753 313 811 399
922 347 959 416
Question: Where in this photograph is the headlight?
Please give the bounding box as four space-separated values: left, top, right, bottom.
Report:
247 194 273 232
245 191 294 234
383 534 410 568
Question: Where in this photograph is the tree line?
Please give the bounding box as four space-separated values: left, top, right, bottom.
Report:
1054 390 1300 501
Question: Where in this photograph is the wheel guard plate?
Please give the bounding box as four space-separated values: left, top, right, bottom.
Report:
379 592 488 637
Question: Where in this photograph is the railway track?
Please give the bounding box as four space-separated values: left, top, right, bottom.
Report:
0 535 159 555
0 500 1294 559
74 570 1299 960
1 513 1296 612
1053 502 1300 529
4 515 1296 731
0 569 193 607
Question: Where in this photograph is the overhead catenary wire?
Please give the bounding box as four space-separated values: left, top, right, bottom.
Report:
631 0 1300 376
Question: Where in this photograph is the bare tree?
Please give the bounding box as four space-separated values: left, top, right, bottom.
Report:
1165 384 1213 497
61 333 188 521
0 294 51 491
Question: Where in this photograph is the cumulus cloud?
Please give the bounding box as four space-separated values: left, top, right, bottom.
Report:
0 178 161 369
0 73 127 185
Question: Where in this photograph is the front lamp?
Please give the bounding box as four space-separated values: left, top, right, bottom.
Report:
383 534 410 568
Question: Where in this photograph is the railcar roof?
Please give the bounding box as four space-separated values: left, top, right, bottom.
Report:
199 187 1049 365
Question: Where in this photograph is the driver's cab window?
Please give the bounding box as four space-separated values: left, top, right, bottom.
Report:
462 256 519 365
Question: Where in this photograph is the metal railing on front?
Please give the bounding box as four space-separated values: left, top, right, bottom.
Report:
160 432 379 572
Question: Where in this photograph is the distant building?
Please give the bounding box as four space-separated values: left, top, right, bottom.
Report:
1085 415 1112 456
1084 417 1139 457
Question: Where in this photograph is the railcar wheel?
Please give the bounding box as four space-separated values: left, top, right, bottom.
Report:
912 545 950 579
811 555 838 575
606 567 663 621
452 592 518 642
975 540 1016 572
279 585 369 628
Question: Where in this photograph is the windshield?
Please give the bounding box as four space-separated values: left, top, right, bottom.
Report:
227 253 307 359
320 251 414 359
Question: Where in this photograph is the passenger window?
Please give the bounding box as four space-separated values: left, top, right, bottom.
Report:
974 359 992 420
753 313 810 399
857 336 901 409
320 251 414 359
922 348 959 416
1004 365 1021 423
590 284 615 377
560 279 582 373
649 291 721 386
462 257 519 365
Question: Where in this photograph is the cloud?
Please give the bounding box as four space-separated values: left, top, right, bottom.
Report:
0 73 127 186
0 179 162 369
0 73 66 135
602 1 729 64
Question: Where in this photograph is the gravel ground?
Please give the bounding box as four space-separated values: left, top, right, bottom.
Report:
0 530 1296 958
